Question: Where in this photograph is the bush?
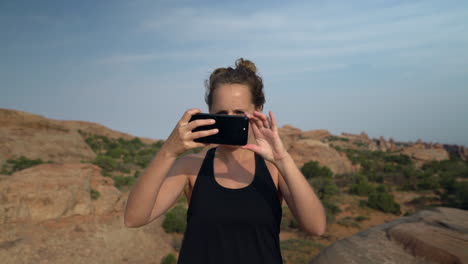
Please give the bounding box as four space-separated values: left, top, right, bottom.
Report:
322 200 342 223
350 182 375 196
384 154 412 165
349 173 375 196
161 253 177 264
162 205 187 233
1 156 50 175
367 191 401 215
301 161 333 179
112 175 136 189
93 155 118 172
308 176 339 200
281 206 299 230
90 189 100 200
440 179 468 210
355 215 370 222
416 172 440 190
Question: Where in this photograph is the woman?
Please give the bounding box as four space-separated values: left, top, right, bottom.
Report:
124 58 326 263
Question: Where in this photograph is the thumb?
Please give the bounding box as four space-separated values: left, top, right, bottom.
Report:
242 144 261 154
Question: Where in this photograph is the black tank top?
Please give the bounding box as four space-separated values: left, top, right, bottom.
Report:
177 146 283 264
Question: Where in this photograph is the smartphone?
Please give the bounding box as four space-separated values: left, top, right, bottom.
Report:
189 113 249 145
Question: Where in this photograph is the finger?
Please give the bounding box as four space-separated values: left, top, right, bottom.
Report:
254 111 270 128
191 128 219 140
180 108 202 124
242 143 261 153
250 113 264 129
186 118 215 131
250 118 262 138
270 110 278 130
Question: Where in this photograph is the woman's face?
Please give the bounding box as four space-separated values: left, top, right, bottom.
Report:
210 83 258 116
210 83 260 148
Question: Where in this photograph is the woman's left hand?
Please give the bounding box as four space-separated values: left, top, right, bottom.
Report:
242 110 289 164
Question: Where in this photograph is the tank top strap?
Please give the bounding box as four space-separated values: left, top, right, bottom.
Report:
186 147 217 217
252 151 278 192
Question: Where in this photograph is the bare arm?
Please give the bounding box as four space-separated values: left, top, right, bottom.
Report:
123 108 218 228
124 148 180 227
275 154 326 236
242 110 326 236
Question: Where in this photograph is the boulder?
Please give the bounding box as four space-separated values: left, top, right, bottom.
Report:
0 163 123 224
310 207 468 264
288 139 356 175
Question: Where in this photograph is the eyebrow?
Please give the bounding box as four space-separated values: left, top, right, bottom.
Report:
215 109 246 114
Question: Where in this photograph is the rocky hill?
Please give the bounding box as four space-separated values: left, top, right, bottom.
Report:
0 107 466 264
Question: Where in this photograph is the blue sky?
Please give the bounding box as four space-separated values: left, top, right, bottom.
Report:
1 0 467 146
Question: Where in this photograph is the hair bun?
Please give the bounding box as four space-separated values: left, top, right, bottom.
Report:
235 58 257 73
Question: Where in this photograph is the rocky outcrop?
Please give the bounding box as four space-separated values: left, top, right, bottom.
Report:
0 163 125 224
310 207 468 264
0 108 159 167
288 139 356 175
443 144 468 161
278 126 357 174
403 143 450 167
0 210 174 264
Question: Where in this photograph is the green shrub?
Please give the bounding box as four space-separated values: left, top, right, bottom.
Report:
384 154 412 165
161 253 177 264
322 200 342 223
301 161 333 179
353 140 368 147
308 176 339 200
416 172 440 190
112 176 136 189
355 215 370 222
281 206 299 230
1 156 49 175
367 191 401 215
162 205 187 233
90 189 100 200
349 173 375 196
93 155 118 172
350 182 375 196
440 179 468 209
325 136 349 142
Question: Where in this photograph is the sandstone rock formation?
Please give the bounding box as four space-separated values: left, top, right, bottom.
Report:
0 162 173 264
403 143 450 167
0 211 174 263
310 207 468 264
278 126 357 174
0 163 125 224
0 108 159 167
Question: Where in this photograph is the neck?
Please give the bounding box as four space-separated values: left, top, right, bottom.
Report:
216 132 256 163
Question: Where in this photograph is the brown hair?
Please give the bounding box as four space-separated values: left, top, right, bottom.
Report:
205 58 265 111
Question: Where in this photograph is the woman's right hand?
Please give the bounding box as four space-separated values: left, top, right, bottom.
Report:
161 108 218 157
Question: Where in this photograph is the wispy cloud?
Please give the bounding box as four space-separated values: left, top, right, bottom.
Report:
96 0 467 73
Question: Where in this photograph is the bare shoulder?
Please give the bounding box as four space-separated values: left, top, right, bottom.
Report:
177 151 206 175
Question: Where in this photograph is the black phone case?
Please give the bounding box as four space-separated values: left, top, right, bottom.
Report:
189 113 249 145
